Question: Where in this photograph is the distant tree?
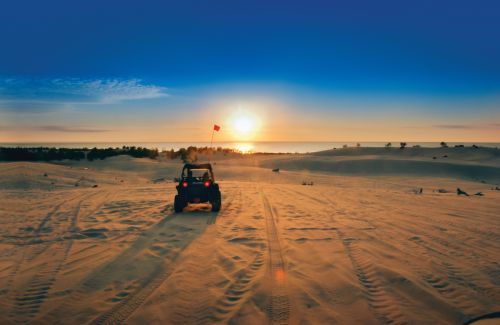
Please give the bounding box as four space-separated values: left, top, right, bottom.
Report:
385 142 392 148
178 148 188 163
342 144 348 149
356 143 361 147
400 142 407 149
440 141 448 148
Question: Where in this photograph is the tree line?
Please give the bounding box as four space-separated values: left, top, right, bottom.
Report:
0 146 159 162
0 145 243 162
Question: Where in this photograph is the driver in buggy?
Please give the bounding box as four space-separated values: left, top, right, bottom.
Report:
187 170 194 183
202 171 210 182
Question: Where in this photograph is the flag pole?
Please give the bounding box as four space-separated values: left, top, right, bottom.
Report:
209 125 215 163
210 124 220 162
210 128 215 149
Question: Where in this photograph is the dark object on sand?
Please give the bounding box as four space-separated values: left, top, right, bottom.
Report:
437 189 449 193
432 156 437 160
443 155 448 158
493 186 500 191
472 144 479 149
43 173 48 177
454 144 464 148
174 163 221 213
464 311 500 325
457 188 469 196
419 188 423 194
474 192 484 196
92 184 98 188
272 168 280 173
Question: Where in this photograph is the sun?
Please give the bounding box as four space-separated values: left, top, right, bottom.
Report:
233 116 254 136
229 110 259 140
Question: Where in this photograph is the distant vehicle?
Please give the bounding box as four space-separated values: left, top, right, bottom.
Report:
174 163 221 213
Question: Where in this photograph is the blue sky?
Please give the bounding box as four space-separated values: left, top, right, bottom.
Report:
1 0 499 142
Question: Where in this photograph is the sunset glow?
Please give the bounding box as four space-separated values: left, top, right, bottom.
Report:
234 143 254 154
228 109 260 141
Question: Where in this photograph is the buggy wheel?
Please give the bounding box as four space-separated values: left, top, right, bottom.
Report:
210 191 221 212
174 195 186 213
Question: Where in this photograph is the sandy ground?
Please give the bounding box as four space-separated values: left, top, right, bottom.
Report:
0 151 499 324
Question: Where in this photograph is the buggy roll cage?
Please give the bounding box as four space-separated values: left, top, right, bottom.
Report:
181 163 215 181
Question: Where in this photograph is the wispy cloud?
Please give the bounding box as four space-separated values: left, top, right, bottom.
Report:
49 78 168 103
433 123 500 129
35 125 110 133
0 77 168 112
0 125 110 133
433 124 472 129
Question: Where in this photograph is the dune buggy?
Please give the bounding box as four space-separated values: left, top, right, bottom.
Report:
174 163 221 213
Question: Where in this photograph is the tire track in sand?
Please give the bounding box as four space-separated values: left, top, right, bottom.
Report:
261 188 293 325
212 186 266 322
340 234 408 324
213 251 265 322
89 213 211 324
292 189 408 324
9 241 72 323
315 188 493 317
165 187 246 325
8 191 95 323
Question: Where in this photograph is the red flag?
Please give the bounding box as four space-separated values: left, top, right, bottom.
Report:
213 124 220 131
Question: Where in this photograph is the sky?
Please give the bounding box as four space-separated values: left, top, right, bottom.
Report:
1 0 499 143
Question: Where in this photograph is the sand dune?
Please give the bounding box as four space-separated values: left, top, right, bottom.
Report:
257 147 500 182
0 152 499 324
259 157 500 182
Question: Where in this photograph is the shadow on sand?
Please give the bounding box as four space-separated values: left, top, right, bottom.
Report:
465 312 500 325
46 206 218 324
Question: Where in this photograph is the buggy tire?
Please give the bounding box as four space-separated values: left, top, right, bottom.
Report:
210 191 221 212
174 195 186 213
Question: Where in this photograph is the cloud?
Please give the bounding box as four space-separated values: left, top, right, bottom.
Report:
433 124 471 129
433 123 500 129
35 125 110 133
0 77 168 112
0 125 110 133
49 78 168 103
